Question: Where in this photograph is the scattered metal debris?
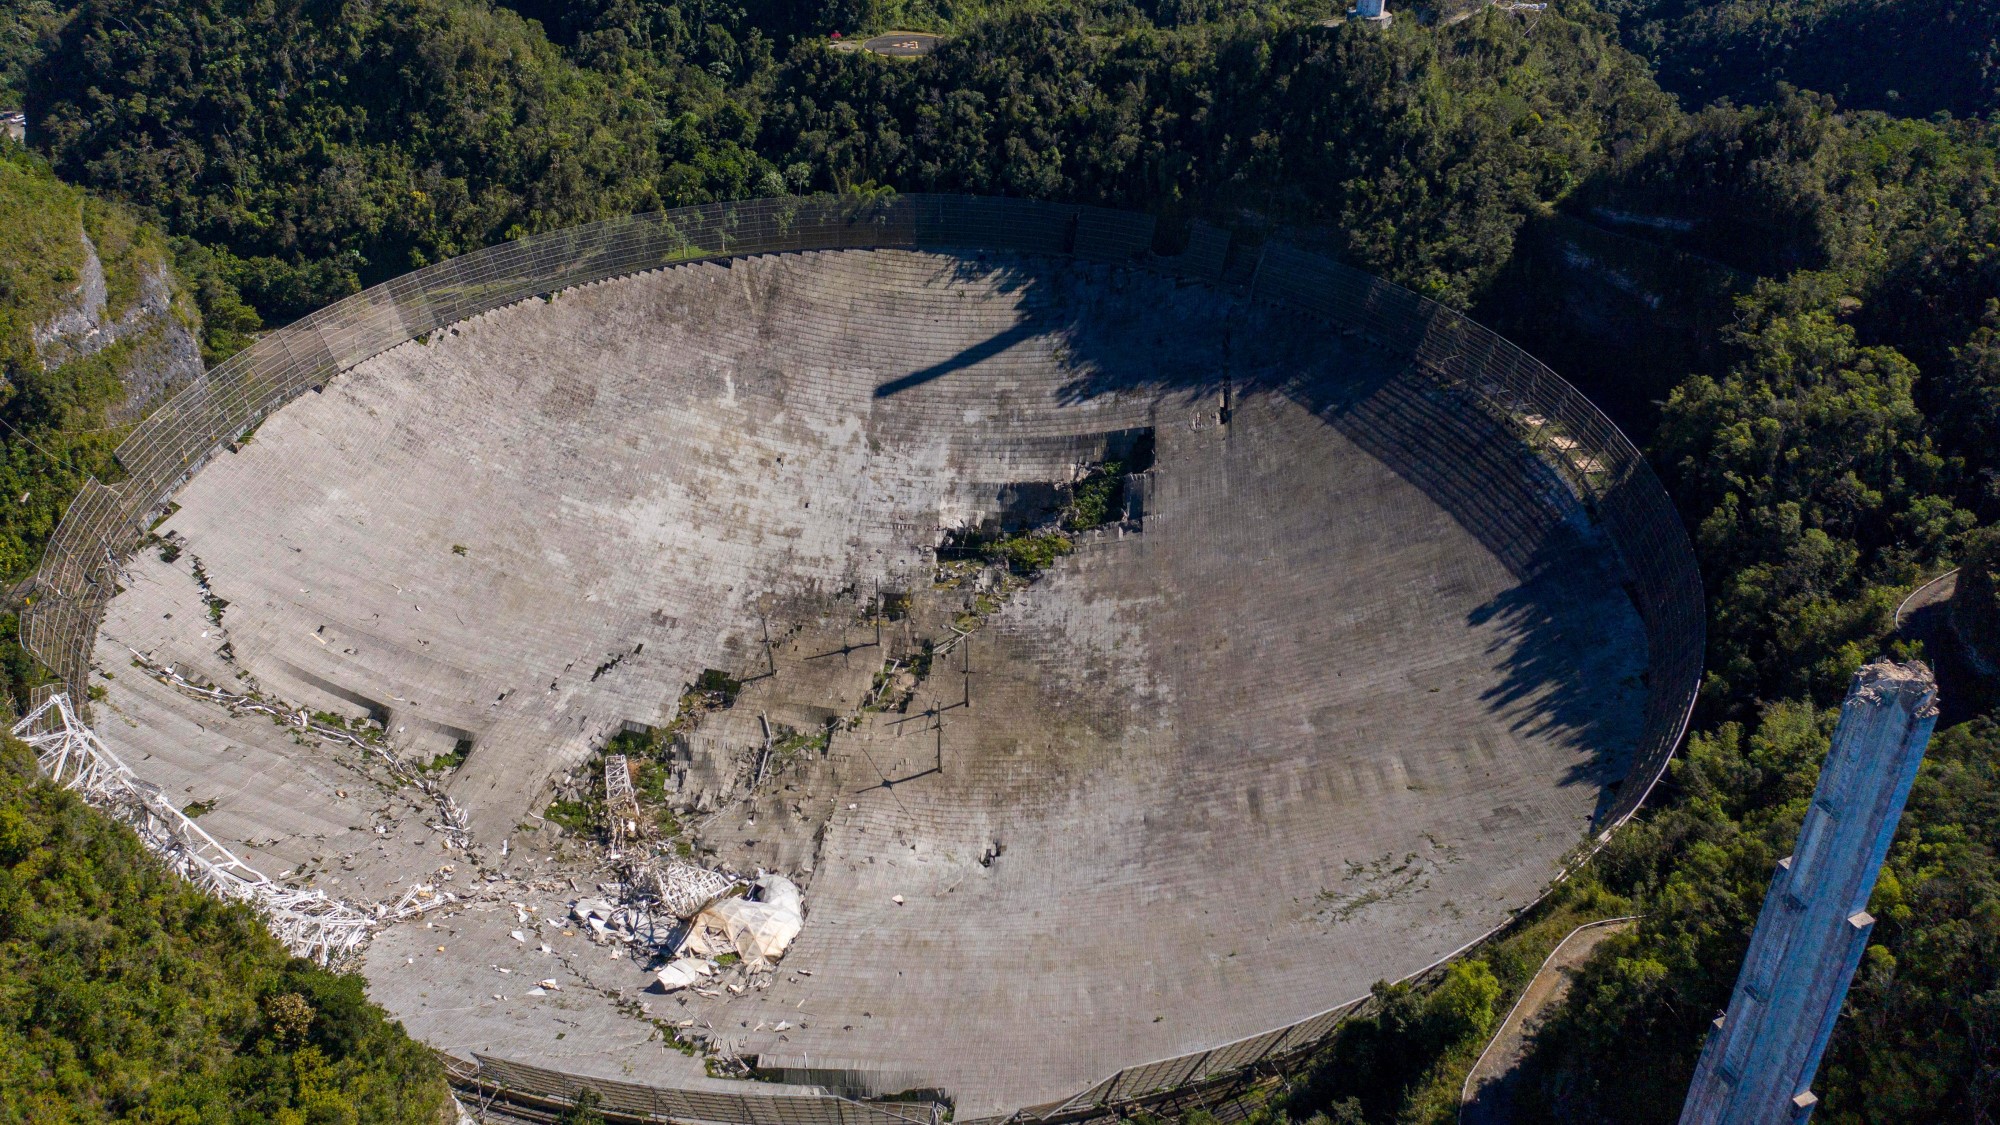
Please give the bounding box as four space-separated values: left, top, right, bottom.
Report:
11 691 450 965
129 649 473 850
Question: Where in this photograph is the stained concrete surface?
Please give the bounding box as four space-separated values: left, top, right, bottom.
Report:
90 249 1648 1115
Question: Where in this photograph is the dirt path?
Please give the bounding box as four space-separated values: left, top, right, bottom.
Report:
1894 569 1994 724
1458 917 1637 1124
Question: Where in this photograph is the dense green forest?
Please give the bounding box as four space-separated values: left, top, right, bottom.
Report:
1598 0 2000 118
1 0 1998 1119
0 736 450 1123
0 144 131 582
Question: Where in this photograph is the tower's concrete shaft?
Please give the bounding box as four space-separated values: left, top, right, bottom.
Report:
1680 660 1939 1124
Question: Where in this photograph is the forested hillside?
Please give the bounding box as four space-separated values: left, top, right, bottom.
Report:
23 0 1673 309
25 0 778 321
0 0 1997 1119
1598 0 2000 118
0 737 450 1123
0 143 212 583
0 141 441 1125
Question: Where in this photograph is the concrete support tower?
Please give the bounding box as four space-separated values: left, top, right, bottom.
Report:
1681 660 1939 1124
1350 0 1392 23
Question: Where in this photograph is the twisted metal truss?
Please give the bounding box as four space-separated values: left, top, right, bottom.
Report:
605 752 642 844
13 690 379 965
640 860 740 920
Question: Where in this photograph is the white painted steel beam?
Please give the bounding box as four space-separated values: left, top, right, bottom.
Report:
9 690 441 965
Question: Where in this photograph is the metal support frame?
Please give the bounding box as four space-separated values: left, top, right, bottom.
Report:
605 752 642 844
9 690 444 965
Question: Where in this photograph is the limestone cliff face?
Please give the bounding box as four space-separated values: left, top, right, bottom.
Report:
0 148 220 580
32 227 204 423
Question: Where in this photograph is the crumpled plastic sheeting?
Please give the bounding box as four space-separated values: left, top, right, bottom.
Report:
656 958 716 991
680 873 804 967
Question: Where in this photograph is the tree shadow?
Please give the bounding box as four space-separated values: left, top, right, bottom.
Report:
1465 544 1649 822
1288 364 1649 817
1296 363 1647 818
857 251 1652 812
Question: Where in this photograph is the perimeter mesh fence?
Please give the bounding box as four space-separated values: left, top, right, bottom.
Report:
1249 244 1703 830
463 1055 938 1125
18 193 1702 1124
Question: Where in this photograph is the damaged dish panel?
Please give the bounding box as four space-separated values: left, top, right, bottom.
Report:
86 246 1655 1115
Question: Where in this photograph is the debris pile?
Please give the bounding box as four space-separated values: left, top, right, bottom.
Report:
677 872 804 968
375 882 455 920
568 894 679 948
646 860 739 918
131 650 473 850
568 862 806 995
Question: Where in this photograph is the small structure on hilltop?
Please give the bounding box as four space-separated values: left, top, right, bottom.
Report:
1681 660 1939 1124
1350 0 1393 24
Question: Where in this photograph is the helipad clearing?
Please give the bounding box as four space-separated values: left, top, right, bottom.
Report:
858 31 941 56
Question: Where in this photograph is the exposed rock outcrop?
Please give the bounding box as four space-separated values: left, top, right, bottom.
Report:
32 229 204 422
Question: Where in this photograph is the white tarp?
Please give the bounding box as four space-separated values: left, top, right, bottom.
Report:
655 958 714 991
679 873 804 967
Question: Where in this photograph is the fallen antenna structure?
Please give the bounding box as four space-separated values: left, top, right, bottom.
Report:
643 860 740 919
605 752 643 845
11 690 440 965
